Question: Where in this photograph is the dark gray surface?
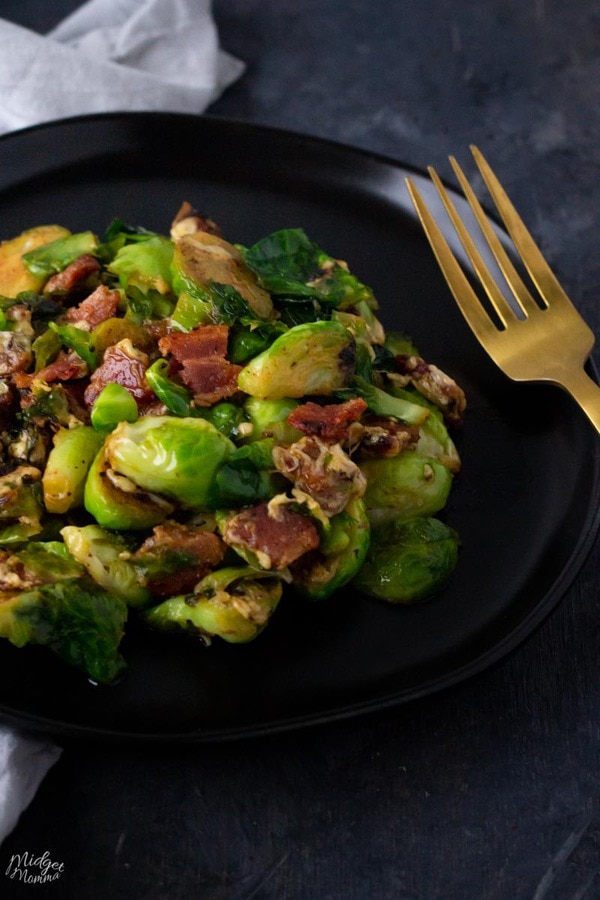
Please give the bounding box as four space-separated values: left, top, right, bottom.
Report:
1 2 600 898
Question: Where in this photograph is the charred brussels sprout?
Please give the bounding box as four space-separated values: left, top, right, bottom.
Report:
144 566 283 644
0 578 128 683
238 321 355 399
293 498 370 600
0 466 44 544
104 416 235 509
360 452 453 526
353 516 459 603
42 425 104 514
84 445 175 531
172 231 273 320
61 525 151 608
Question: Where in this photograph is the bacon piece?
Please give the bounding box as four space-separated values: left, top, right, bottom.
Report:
14 350 88 390
158 324 229 360
179 357 242 407
44 254 101 294
395 355 466 426
288 398 367 443
134 522 227 599
223 502 319 570
65 284 120 330
83 339 154 409
159 325 242 407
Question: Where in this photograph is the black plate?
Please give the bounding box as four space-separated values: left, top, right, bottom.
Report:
0 112 598 743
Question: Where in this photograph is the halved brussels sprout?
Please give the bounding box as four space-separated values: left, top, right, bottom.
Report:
84 445 175 531
22 231 98 280
243 397 302 444
144 566 283 644
237 321 355 399
42 425 104 514
172 232 273 319
108 235 173 295
292 498 370 600
61 524 151 608
353 516 459 603
360 452 453 526
105 416 235 509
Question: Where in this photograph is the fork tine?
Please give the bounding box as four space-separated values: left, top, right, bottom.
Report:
470 145 572 309
405 177 500 348
426 165 516 328
448 155 541 318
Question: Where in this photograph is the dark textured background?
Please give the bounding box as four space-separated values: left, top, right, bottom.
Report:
1 2 600 898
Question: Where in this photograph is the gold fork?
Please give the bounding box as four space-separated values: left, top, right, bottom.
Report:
405 145 600 434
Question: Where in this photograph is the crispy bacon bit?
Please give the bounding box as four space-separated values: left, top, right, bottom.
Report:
65 284 119 330
287 398 367 443
273 435 366 516
83 339 154 409
223 502 319 570
179 357 242 407
170 201 222 240
14 350 88 390
158 324 229 360
44 254 101 295
395 355 466 426
159 324 242 407
133 521 227 598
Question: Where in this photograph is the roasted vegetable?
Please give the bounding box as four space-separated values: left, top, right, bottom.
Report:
360 452 454 526
104 416 235 508
0 211 465 681
353 516 459 603
238 321 356 399
0 577 127 683
144 566 283 644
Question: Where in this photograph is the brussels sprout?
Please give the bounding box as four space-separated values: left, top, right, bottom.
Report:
353 516 459 603
22 231 98 279
340 376 429 426
91 317 154 357
90 384 139 433
0 225 71 296
61 524 151 608
0 578 128 683
384 331 420 357
242 228 376 310
144 566 283 644
416 408 461 473
1 541 85 586
360 452 453 526
84 446 175 531
243 397 302 444
107 235 173 295
0 466 44 542
238 321 356 399
48 321 98 369
105 416 235 509
172 232 273 319
42 425 104 514
293 498 370 600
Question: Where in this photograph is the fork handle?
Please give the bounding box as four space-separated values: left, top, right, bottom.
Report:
559 367 600 435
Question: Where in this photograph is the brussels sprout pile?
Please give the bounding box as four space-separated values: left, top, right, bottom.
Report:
0 207 465 683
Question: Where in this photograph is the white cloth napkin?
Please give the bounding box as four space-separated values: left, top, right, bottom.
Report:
0 0 244 844
0 0 245 135
0 727 62 844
